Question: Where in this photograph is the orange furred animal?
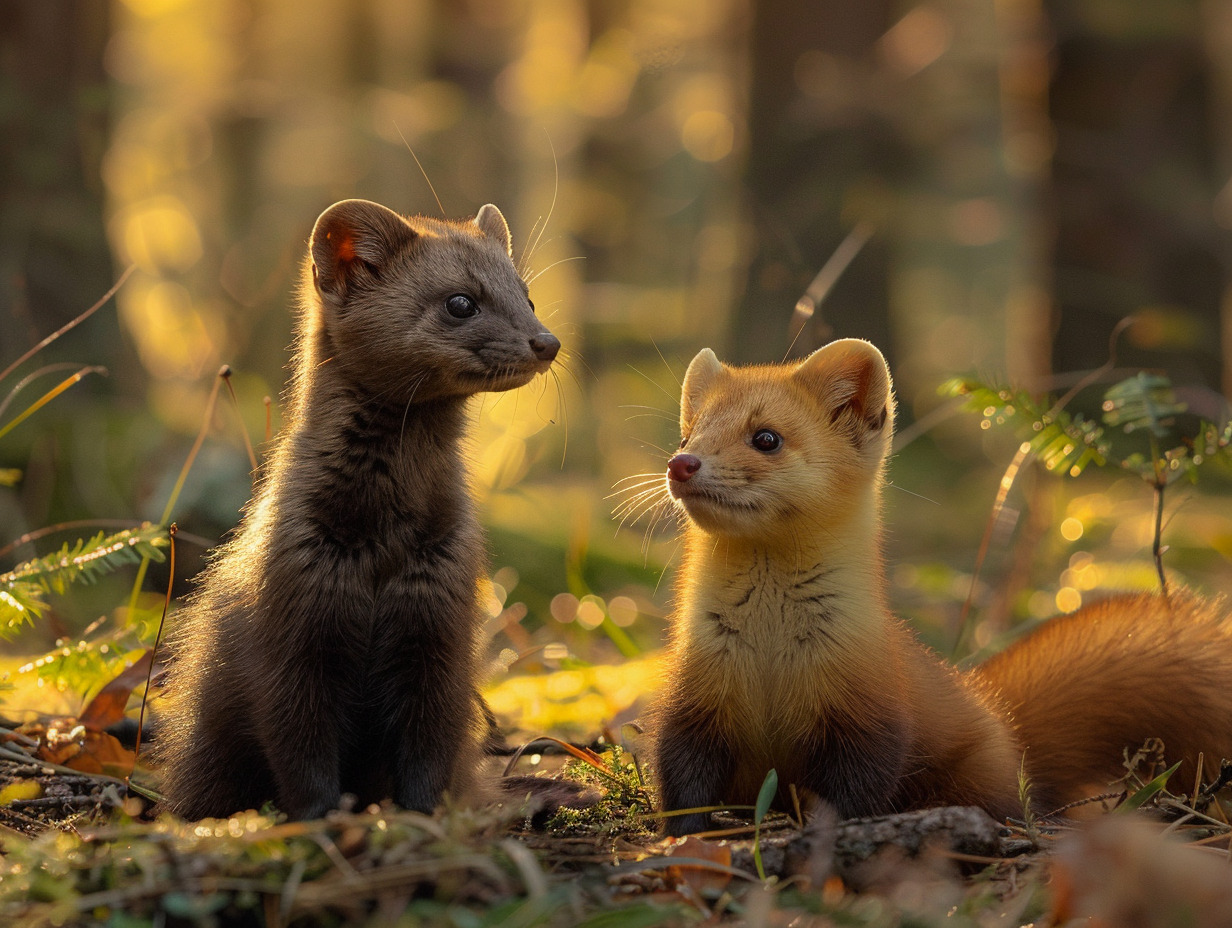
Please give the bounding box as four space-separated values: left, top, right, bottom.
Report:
649 340 1232 836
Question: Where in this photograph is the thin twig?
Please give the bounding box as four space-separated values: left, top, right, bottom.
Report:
129 524 175 800
0 265 136 385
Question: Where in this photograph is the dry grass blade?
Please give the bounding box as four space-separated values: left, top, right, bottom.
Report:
503 735 612 778
0 264 135 385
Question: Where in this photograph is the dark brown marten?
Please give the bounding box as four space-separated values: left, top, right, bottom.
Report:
650 341 1232 835
158 200 559 820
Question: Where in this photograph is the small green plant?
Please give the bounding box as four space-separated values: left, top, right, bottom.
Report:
946 366 1232 598
545 744 657 836
1118 760 1183 813
0 525 168 635
752 768 777 882
1016 756 1039 847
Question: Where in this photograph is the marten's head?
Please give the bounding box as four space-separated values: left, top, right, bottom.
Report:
305 199 559 403
667 340 894 540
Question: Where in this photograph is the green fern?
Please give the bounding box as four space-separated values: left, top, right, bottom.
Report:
951 369 1232 592
17 627 152 700
1101 372 1186 438
0 524 169 636
942 378 1109 477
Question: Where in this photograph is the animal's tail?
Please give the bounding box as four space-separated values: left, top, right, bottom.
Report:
971 591 1232 813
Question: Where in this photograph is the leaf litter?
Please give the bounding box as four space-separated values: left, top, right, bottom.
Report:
0 732 1225 926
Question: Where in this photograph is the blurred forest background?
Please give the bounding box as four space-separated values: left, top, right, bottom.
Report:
4 0 1232 728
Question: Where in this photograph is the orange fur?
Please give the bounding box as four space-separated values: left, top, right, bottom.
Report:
650 341 1232 835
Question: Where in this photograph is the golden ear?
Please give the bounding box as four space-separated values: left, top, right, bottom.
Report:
310 199 416 299
681 348 724 430
793 339 893 443
475 203 512 256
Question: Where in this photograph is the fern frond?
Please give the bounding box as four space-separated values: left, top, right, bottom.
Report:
0 524 169 636
942 378 1110 477
1101 373 1186 438
18 631 151 700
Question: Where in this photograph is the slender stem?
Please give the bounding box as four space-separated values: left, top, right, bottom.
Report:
125 368 226 616
0 265 135 385
0 367 107 441
129 524 175 798
1149 434 1168 595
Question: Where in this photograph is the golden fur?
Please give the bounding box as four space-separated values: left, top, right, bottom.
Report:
650 340 1232 835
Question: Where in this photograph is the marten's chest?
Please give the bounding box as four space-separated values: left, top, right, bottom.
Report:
682 559 864 740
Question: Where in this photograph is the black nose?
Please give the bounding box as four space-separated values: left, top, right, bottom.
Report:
530 332 560 362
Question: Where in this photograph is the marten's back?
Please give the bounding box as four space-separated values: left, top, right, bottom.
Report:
972 591 1232 812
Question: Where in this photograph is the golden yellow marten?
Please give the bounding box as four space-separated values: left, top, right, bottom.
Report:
650 339 1232 835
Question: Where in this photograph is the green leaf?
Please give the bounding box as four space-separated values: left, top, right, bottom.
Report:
1118 760 1182 813
942 378 1108 476
1102 373 1186 438
0 524 169 637
754 769 778 826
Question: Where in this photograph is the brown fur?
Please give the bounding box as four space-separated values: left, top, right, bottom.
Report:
651 341 1232 835
157 199 559 820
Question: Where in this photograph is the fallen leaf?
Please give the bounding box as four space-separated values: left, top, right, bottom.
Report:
663 835 734 897
34 720 135 776
0 779 42 805
79 649 155 731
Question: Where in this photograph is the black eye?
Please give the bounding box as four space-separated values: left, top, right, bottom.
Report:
446 294 479 318
751 429 782 453
528 299 536 314
679 436 688 449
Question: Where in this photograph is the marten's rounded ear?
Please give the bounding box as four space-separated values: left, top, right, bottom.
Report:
793 339 894 446
475 203 512 257
681 348 725 429
311 199 416 299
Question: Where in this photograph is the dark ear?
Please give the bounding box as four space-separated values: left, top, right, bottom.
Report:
680 348 725 431
310 199 416 299
475 203 512 256
792 339 893 446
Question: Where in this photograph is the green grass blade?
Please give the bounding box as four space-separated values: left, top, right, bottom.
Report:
754 769 778 825
1118 760 1182 813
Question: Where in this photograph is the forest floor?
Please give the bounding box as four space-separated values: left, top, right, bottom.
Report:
0 735 1228 928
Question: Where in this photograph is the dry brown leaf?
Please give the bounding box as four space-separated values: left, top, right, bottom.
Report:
28 719 136 776
662 835 734 897
78 649 155 731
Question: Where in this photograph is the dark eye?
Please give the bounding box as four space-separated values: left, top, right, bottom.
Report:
679 436 688 449
528 299 536 314
446 294 479 319
751 428 782 453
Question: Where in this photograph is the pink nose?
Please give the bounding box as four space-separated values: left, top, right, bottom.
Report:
667 453 702 482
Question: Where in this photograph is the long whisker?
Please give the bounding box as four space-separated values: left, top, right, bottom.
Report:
611 471 667 487
614 492 672 531
556 349 595 387
650 338 683 390
399 372 429 444
608 483 667 501
634 439 675 456
627 364 679 404
518 214 547 277
394 123 446 218
526 255 586 286
550 367 568 467
611 486 667 516
524 131 559 270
